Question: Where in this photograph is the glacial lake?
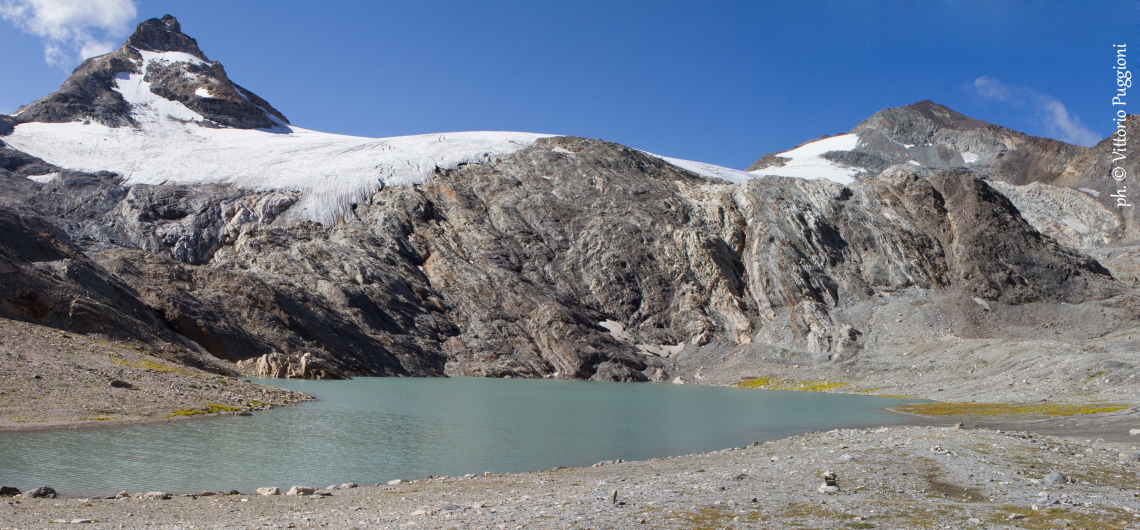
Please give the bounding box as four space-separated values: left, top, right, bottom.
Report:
0 377 925 497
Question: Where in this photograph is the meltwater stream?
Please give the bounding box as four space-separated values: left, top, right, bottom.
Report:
0 377 924 497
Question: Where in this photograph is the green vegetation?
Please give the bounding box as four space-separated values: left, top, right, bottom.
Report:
987 506 1131 529
112 357 196 376
165 403 242 418
736 377 849 392
892 402 1128 417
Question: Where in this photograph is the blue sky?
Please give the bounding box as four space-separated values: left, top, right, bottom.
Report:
0 1 1134 169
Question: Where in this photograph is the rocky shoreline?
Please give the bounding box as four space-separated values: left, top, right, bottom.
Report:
5 322 1140 528
4 425 1140 529
0 319 310 432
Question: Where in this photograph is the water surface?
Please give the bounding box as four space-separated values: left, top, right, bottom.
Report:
0 377 924 496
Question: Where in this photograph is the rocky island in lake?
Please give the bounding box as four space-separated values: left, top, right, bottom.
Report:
2 10 1139 529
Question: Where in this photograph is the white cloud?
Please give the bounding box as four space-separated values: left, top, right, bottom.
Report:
0 0 137 69
973 76 1012 102
1037 97 1101 147
971 75 1101 147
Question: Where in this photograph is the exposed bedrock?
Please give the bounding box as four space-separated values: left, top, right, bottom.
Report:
1 135 1135 381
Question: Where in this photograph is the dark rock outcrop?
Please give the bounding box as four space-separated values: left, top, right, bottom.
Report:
11 15 288 130
0 198 233 374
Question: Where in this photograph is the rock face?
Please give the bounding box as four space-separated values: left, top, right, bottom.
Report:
0 131 1132 380
13 15 288 129
236 352 348 380
1 19 1137 382
756 100 1138 250
0 195 231 373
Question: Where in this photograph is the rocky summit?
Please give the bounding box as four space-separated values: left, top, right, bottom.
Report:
0 16 1137 399
12 15 288 130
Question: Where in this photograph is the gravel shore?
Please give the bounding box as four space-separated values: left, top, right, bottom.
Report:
4 425 1140 529
0 320 309 431
6 319 1140 528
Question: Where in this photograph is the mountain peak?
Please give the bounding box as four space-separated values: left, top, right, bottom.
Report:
123 15 207 61
11 14 288 130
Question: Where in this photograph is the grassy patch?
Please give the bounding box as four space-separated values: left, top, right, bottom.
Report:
988 506 1132 529
892 402 1129 417
736 377 849 392
668 506 762 529
112 358 196 376
165 403 242 418
736 377 772 388
1083 370 1108 383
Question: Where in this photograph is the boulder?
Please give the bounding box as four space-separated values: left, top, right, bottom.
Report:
286 486 315 496
1046 471 1070 484
28 486 57 498
256 487 280 496
0 486 19 497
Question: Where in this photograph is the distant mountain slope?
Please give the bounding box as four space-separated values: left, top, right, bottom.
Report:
748 100 1139 248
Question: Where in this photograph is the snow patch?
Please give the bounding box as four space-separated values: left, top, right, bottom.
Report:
25 172 59 183
599 320 634 343
650 155 758 184
194 87 212 98
1079 188 1100 197
961 151 979 164
114 71 204 123
907 161 922 166
746 133 862 185
6 121 551 225
137 50 208 67
1062 216 1090 234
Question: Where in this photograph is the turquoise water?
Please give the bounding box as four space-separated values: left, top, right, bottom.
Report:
0 377 924 497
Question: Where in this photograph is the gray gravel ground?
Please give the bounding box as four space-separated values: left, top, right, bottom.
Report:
5 426 1140 529
0 320 310 430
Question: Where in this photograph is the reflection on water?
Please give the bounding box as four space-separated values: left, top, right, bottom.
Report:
0 376 923 496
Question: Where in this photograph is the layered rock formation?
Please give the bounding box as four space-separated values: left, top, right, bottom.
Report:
236 352 347 380
0 17 1136 384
